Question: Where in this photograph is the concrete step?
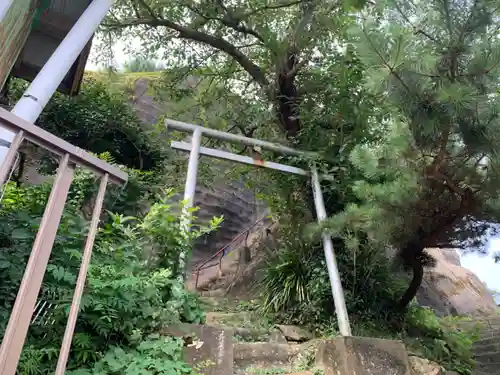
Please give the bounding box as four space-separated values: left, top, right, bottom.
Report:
474 334 500 348
233 342 303 371
234 370 313 375
204 311 273 342
475 361 500 374
474 350 500 363
205 311 253 326
470 318 500 332
233 340 321 375
477 329 500 339
474 341 500 355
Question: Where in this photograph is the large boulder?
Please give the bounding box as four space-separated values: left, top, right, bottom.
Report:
417 248 497 316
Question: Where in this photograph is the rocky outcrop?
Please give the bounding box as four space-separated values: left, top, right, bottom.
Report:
275 325 313 343
417 248 497 317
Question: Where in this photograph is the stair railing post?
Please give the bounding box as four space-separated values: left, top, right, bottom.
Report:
0 154 74 375
55 174 109 375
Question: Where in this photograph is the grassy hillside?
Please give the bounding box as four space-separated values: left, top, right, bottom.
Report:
83 70 163 96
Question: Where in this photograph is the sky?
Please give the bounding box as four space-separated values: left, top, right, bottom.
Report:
461 239 500 303
86 38 145 71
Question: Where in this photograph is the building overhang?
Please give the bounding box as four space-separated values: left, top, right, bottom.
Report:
11 0 94 96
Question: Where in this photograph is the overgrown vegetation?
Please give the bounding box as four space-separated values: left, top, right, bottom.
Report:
96 1 500 373
123 57 165 73
2 0 499 374
0 161 220 374
100 0 500 305
257 223 480 374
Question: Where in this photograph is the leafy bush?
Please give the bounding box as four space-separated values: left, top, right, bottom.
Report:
0 165 220 374
404 306 479 375
66 335 193 375
258 223 407 328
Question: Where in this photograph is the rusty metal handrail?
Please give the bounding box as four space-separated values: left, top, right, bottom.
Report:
194 213 268 288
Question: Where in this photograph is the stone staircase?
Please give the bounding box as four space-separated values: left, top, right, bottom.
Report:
468 316 500 375
200 297 320 375
174 295 472 375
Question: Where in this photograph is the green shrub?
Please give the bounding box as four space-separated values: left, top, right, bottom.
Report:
258 223 406 328
0 165 220 374
66 335 193 375
404 306 479 375
8 78 169 171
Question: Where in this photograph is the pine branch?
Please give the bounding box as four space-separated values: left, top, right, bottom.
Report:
392 0 440 44
424 195 475 248
361 27 415 97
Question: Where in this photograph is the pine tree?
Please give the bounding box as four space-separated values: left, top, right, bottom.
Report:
328 0 500 309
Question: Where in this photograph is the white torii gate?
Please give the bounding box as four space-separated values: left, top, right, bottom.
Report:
165 118 352 337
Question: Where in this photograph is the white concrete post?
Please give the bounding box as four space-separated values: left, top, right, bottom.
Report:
183 127 202 212
178 127 202 277
311 167 352 337
0 0 14 24
165 120 352 334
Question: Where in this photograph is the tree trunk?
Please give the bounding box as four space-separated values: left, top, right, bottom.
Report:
398 258 424 310
276 49 300 138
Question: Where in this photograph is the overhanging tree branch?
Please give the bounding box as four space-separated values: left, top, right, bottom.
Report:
244 0 306 17
184 2 266 44
103 18 270 89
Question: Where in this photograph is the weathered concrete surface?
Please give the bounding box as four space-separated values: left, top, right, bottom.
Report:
233 341 320 375
162 324 233 375
316 337 411 375
408 356 442 375
234 342 302 367
472 324 500 375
